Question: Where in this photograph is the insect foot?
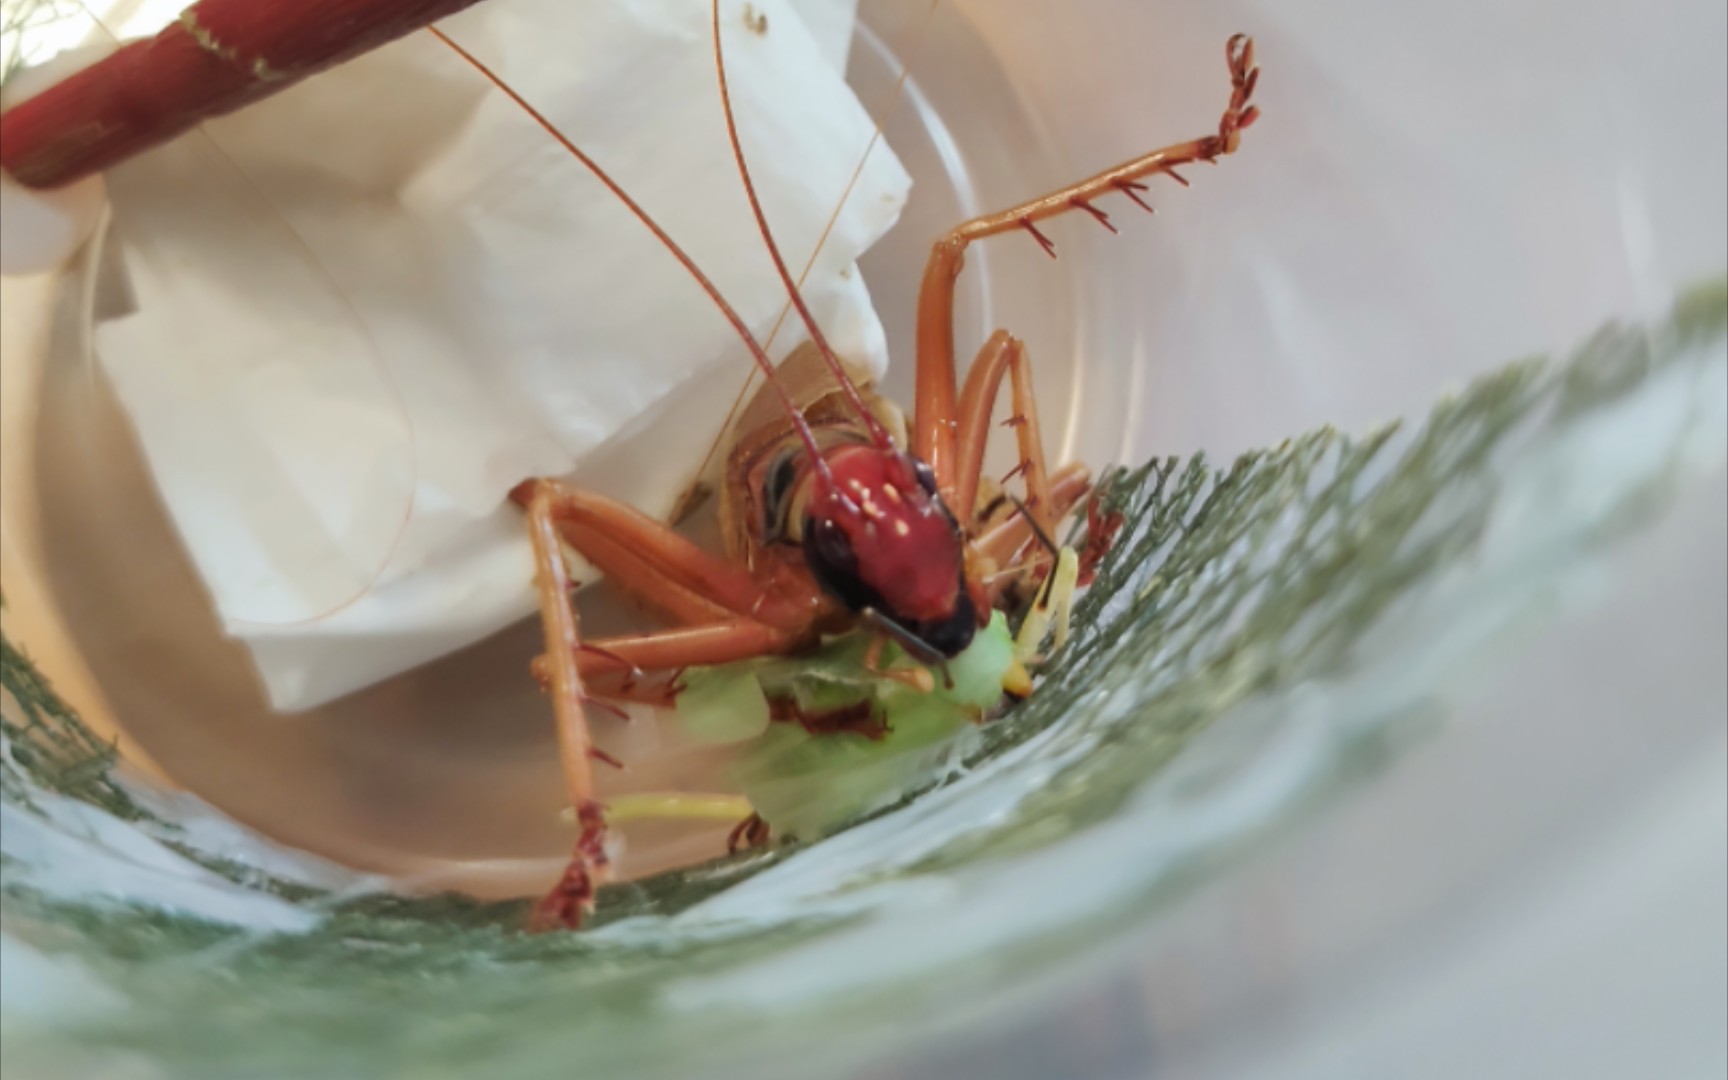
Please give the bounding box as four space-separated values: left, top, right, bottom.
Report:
1218 34 1262 153
528 799 609 932
727 812 772 854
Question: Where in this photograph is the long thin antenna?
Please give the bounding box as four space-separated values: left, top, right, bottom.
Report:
688 0 939 496
427 25 832 475
710 0 892 448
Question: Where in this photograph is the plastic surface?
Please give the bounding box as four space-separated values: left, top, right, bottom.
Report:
1 1 1724 1077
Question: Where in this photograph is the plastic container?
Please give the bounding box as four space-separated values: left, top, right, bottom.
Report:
2 1 1724 1077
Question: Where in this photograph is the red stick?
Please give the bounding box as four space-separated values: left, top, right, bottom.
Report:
0 0 493 190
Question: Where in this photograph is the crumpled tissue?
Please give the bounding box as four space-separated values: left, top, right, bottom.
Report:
88 0 909 710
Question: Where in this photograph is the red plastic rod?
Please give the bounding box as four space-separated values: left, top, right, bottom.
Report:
0 0 492 189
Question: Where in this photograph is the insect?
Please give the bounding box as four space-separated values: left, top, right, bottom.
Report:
426 15 1262 930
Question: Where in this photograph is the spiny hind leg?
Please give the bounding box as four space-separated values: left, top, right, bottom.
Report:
539 621 806 693
954 337 1130 602
913 34 1259 495
512 480 817 633
976 463 1093 607
516 480 816 930
952 330 1070 545
516 476 822 695
522 485 609 931
949 332 1089 612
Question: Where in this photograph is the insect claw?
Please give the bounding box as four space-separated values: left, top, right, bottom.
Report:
529 799 608 932
579 695 632 723
727 813 771 854
1020 216 1058 258
1070 197 1119 234
1227 33 1254 78
1115 179 1156 214
667 667 690 695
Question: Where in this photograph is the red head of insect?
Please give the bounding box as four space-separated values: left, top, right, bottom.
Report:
801 444 979 660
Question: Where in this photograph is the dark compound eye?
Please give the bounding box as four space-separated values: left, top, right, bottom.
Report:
759 447 800 542
801 515 875 615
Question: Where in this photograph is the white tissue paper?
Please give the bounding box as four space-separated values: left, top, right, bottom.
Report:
91 0 909 711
